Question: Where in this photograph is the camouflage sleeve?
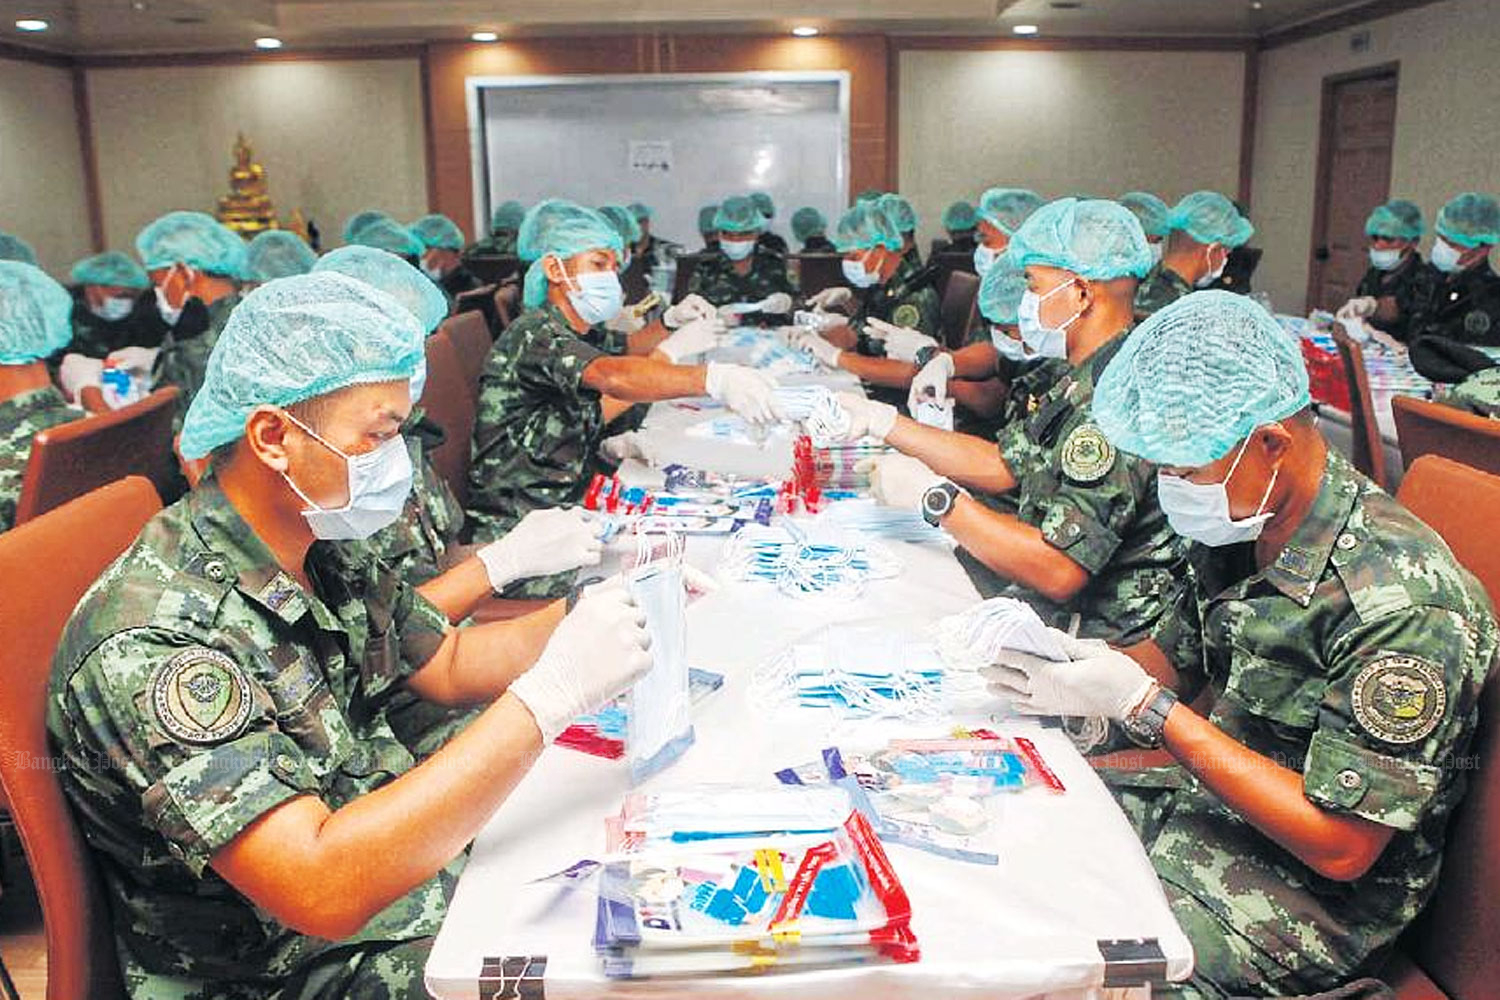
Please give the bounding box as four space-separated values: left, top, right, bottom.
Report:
1303 604 1491 830
518 325 606 397
1027 426 1152 575
915 287 942 341
60 629 321 876
395 581 451 671
1439 369 1500 417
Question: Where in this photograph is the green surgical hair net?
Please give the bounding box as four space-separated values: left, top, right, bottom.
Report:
749 192 775 220
410 214 466 252
0 232 38 266
715 196 766 235
1434 192 1500 249
343 210 394 244
491 200 526 233
942 201 978 232
313 245 448 335
350 217 424 259
0 261 72 365
1364 199 1425 241
791 207 827 243
833 201 903 254
246 230 317 282
1168 191 1254 248
628 202 653 223
598 204 642 248
978 188 1045 236
1006 198 1154 281
178 272 426 460
1093 289 1310 468
698 204 720 233
70 250 149 289
878 194 918 234
1120 192 1171 239
855 189 885 204
977 255 1028 326
135 211 249 280
516 199 624 308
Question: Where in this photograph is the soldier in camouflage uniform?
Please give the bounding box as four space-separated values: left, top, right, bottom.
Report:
688 195 795 310
1134 191 1252 321
995 289 1500 998
0 261 83 532
62 251 167 362
466 200 525 258
1438 365 1500 416
47 271 653 999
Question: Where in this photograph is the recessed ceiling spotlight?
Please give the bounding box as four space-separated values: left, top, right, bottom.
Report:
15 18 49 31
254 36 283 49
1251 1 1264 8
792 26 819 37
1013 24 1040 35
471 30 499 42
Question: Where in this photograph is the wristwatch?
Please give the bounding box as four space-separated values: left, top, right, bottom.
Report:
912 345 941 369
1122 684 1179 749
921 481 961 527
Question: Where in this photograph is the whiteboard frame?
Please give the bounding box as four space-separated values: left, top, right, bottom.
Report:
463 71 852 240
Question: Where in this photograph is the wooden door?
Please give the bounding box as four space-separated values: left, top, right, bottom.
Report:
1307 67 1399 312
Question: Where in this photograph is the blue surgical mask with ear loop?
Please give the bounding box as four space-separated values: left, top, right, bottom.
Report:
93 296 134 322
1016 279 1081 360
280 412 414 541
1430 237 1465 274
722 238 756 262
990 326 1030 362
841 254 880 289
556 256 625 324
626 559 695 782
973 244 1001 276
1369 247 1403 271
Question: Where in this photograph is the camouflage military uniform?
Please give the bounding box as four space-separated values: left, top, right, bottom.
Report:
851 256 944 354
465 231 518 257
1439 366 1500 417
366 409 466 586
47 477 462 999
437 265 484 310
686 248 794 308
65 287 168 360
800 235 836 254
153 292 243 424
1134 264 1193 321
0 385 82 532
1355 254 1434 343
1127 448 1496 998
965 333 1186 644
1408 263 1500 347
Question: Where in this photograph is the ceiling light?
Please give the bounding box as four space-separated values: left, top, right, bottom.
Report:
471 30 499 42
792 26 819 37
1012 24 1039 35
254 36 283 49
15 18 49 31
1251 1 1264 8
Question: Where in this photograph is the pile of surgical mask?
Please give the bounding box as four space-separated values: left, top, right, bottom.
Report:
684 415 792 447
752 623 948 722
821 497 950 543
773 385 852 447
720 523 900 599
932 597 1071 673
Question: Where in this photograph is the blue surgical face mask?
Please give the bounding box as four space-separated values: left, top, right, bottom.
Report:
1430 237 1465 274
280 413 414 541
1369 247 1403 271
1016 280 1081 360
558 258 625 324
721 238 756 261
990 325 1030 362
1149 241 1165 268
973 244 1002 276
1156 434 1280 547
155 285 184 326
841 254 880 289
92 295 135 322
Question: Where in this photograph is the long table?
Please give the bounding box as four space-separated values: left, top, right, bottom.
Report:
425 357 1194 999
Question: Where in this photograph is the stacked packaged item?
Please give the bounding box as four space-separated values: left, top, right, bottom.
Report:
594 785 920 978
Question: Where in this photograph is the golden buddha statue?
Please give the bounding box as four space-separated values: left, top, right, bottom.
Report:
216 133 278 235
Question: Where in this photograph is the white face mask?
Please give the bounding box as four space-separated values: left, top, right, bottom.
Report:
280 413 413 541
1149 241 1165 268
841 254 880 289
1368 247 1404 271
1016 280 1081 360
973 244 1002 276
1156 434 1279 547
155 285 184 326
557 257 625 324
408 356 427 404
93 295 135 322
990 325 1030 362
1430 237 1466 274
421 262 445 282
721 238 756 261
1196 245 1228 288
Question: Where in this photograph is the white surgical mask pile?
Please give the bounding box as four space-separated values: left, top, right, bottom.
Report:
772 385 851 447
750 622 948 723
932 596 1071 673
719 523 900 599
624 530 696 782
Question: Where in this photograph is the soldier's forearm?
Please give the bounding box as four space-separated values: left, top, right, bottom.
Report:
838 353 918 389
885 416 1014 493
942 496 1089 603
951 342 1000 380
583 356 706 402
415 557 494 625
948 377 1006 418
406 601 565 705
627 319 671 357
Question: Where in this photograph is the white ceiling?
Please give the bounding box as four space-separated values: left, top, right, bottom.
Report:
1 0 1381 55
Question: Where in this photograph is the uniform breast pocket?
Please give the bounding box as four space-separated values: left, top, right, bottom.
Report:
1223 649 1327 731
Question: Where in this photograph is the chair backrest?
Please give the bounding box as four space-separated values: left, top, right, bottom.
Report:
14 387 180 526
493 284 519 333
1392 394 1500 478
0 476 161 1000
939 270 981 350
463 254 521 287
417 331 477 508
672 253 706 304
1210 245 1262 293
621 254 651 306
1396 456 1500 1000
454 283 500 336
1331 328 1388 488
790 253 845 298
440 311 493 392
930 249 977 298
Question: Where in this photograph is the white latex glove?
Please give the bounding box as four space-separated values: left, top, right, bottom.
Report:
507 578 653 743
865 318 939 363
807 286 853 311
759 292 793 316
907 353 955 414
855 453 944 510
1335 296 1379 321
58 353 103 402
981 644 1154 721
835 391 898 442
717 302 755 323
605 309 646 335
792 310 842 333
657 315 724 363
598 431 659 467
106 345 160 374
664 293 716 329
705 362 781 425
476 507 604 590
790 329 843 369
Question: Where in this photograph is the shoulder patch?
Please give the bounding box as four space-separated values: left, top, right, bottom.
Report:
149 648 254 747
1059 423 1117 484
1350 654 1446 746
892 303 921 329
1464 310 1492 338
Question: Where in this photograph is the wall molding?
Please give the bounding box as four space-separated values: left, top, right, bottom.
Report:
1260 0 1450 50
891 35 1255 53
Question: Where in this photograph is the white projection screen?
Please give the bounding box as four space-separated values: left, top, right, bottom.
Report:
467 73 850 250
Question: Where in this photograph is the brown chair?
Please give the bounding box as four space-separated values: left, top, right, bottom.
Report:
463 254 521 287
440 311 493 392
1392 394 1500 479
930 249 977 298
1383 456 1500 1000
417 331 477 509
454 283 500 336
672 253 707 304
13 387 180 526
790 254 846 299
939 270 981 350
1330 328 1388 488
0 476 162 1000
